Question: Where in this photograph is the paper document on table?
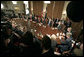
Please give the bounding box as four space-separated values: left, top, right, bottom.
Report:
60 33 62 36
56 33 59 36
52 28 54 30
55 27 57 29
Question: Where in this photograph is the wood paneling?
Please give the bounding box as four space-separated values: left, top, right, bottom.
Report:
47 1 54 18
29 1 64 18
33 1 43 16
47 1 65 19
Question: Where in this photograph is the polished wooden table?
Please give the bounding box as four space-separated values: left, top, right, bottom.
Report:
10 18 65 44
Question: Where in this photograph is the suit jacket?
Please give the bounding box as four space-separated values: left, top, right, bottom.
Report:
57 25 62 30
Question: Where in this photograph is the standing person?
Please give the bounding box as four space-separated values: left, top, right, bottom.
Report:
50 34 57 51
48 18 51 26
38 17 41 23
41 35 54 56
45 18 49 25
65 33 73 50
28 14 32 21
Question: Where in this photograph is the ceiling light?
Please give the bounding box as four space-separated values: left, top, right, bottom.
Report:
1 3 4 9
44 1 50 4
24 1 28 4
12 1 17 4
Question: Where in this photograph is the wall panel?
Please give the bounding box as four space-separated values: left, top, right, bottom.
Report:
33 1 43 16
47 1 64 19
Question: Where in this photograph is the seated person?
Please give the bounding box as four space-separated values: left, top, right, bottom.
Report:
12 25 24 38
57 33 73 55
19 31 41 56
65 27 73 38
60 35 66 45
57 21 62 30
53 18 60 27
64 20 72 29
41 18 46 25
57 44 69 54
48 18 53 27
41 35 54 56
65 33 73 50
37 17 41 23
32 14 35 21
28 14 32 21
60 18 66 25
48 18 51 26
34 16 38 23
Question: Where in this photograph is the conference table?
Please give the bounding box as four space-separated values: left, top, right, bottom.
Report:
9 18 65 44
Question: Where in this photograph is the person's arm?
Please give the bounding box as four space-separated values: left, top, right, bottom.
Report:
12 31 21 39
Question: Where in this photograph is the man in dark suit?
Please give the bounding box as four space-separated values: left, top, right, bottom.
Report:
33 16 38 23
65 20 72 29
57 21 62 30
48 18 53 27
53 18 60 27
